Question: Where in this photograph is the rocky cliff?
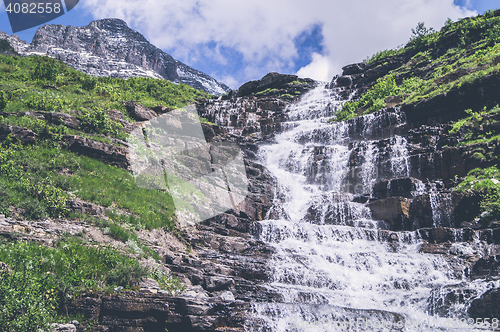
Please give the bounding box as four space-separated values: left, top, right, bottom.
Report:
0 19 230 95
1 11 500 332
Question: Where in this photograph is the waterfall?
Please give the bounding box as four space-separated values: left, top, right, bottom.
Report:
248 84 491 331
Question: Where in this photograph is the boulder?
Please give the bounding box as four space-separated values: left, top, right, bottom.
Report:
50 323 76 332
44 112 80 129
470 255 500 280
0 124 37 144
63 135 129 168
368 197 411 230
66 200 106 216
124 101 157 121
372 178 421 199
468 288 500 319
342 63 366 75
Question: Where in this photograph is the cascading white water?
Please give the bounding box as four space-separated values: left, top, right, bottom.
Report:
248 85 492 331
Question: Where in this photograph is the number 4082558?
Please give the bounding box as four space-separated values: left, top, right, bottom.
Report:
5 2 61 14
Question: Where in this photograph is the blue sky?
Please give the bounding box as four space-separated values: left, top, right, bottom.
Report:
0 0 498 88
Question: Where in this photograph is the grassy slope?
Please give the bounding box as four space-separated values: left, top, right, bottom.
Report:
0 54 206 329
333 9 500 121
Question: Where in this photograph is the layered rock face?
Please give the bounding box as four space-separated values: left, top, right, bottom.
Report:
0 19 230 95
2 58 499 328
32 68 496 330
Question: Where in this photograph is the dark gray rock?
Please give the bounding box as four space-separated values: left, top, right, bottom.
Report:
237 72 316 98
470 255 500 280
62 135 129 168
44 112 81 129
468 288 500 319
66 200 106 217
0 123 37 144
124 102 158 121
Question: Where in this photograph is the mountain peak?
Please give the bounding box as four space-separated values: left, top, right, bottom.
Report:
0 19 230 95
90 18 129 29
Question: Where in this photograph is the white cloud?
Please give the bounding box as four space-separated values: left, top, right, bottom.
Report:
80 0 476 87
296 53 333 82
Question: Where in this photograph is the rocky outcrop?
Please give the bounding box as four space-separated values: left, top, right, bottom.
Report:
197 96 288 138
402 71 500 127
237 72 317 98
0 19 229 95
196 73 317 138
468 288 500 319
67 291 251 332
124 102 158 121
0 123 38 144
62 135 129 169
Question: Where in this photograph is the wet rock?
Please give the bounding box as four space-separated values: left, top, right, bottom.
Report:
368 197 411 230
372 177 421 199
470 255 500 280
428 283 482 317
468 288 500 319
418 227 456 244
407 195 434 230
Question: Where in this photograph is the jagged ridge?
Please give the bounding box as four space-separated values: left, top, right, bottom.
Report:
0 18 230 95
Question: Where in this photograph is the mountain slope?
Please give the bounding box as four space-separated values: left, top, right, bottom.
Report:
0 19 230 95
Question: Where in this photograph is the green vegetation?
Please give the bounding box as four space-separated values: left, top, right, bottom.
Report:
256 88 279 95
448 106 500 146
0 54 208 111
0 237 146 331
333 10 500 121
0 31 217 332
0 50 203 329
456 166 500 221
331 75 426 121
0 237 184 331
199 116 215 125
0 142 176 230
0 53 211 229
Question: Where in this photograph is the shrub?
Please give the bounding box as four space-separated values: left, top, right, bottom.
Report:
79 107 122 136
26 91 65 112
32 60 58 82
149 268 185 295
0 91 7 110
0 266 56 332
330 101 358 122
456 166 500 221
81 76 97 91
108 223 131 242
19 198 48 220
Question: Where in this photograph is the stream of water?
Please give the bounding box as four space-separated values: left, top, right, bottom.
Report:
248 84 497 331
